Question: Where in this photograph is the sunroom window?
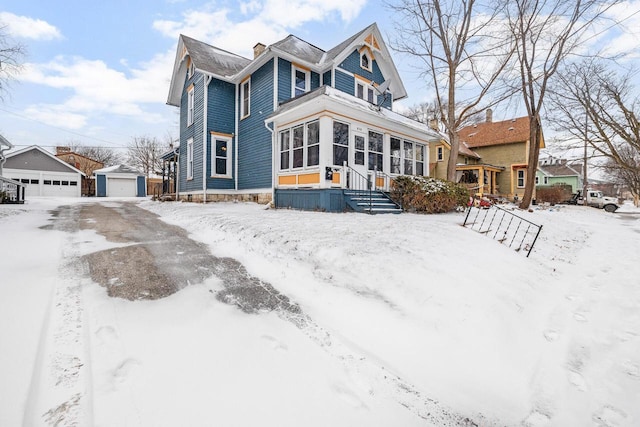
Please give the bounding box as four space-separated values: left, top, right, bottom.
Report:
368 131 383 171
306 121 319 167
390 137 401 174
292 125 304 168
333 121 349 166
280 130 290 170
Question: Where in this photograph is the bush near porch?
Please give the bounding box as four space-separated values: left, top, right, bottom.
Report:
535 184 573 205
391 176 469 214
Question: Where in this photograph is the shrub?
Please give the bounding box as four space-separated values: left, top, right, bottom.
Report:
536 185 573 205
390 176 469 213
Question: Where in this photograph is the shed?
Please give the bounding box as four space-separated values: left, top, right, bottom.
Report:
94 164 146 197
3 145 84 197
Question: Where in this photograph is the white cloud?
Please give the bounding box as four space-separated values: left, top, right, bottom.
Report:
152 0 368 57
23 104 87 129
0 12 62 41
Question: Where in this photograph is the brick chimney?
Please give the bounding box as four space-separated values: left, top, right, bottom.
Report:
253 43 266 59
486 108 493 123
56 146 71 154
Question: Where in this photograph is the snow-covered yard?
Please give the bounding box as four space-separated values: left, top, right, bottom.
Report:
1 197 639 426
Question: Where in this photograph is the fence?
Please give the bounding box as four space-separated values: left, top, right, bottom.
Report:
463 203 542 257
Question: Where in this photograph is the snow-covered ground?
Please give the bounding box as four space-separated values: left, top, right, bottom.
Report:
1 197 639 426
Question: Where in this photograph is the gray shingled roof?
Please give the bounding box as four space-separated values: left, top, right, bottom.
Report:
182 35 251 77
323 24 372 63
94 164 143 175
538 163 582 177
271 35 325 64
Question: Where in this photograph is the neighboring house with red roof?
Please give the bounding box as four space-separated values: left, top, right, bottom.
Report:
432 109 544 200
55 147 104 196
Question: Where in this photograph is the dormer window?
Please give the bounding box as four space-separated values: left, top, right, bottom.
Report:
360 50 372 71
292 65 310 97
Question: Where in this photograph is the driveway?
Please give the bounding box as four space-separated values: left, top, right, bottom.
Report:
47 201 300 313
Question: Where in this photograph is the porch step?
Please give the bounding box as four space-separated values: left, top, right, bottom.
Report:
343 190 402 214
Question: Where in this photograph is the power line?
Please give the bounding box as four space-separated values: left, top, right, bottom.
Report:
0 106 131 148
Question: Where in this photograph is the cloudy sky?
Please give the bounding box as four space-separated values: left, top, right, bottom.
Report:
1 0 639 154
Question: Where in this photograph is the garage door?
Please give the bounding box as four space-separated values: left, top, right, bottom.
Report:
9 173 80 197
107 177 136 197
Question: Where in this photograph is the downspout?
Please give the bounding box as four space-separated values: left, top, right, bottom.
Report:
235 82 239 191
264 120 276 205
202 75 212 203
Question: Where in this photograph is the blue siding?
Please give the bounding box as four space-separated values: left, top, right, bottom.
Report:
278 58 291 103
275 189 346 212
96 174 106 197
206 78 236 190
311 71 320 91
238 58 274 190
338 50 385 85
334 69 354 96
136 176 146 197
179 72 205 192
322 70 332 86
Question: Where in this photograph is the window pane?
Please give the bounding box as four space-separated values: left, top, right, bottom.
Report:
334 146 348 166
415 144 424 161
404 141 413 160
404 160 413 175
280 152 289 170
357 84 363 99
280 130 290 151
216 158 227 175
355 152 365 165
216 140 227 158
367 88 374 103
416 162 424 176
307 121 319 145
368 131 383 153
333 121 349 166
280 130 290 170
369 153 383 171
391 157 401 174
307 145 319 166
361 54 369 69
390 137 401 156
355 135 365 150
293 148 303 168
293 126 304 148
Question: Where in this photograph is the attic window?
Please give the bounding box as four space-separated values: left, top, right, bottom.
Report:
360 50 372 72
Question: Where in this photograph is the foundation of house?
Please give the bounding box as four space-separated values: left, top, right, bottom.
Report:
177 192 272 204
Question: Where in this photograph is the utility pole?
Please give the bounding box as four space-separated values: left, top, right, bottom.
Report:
582 107 588 204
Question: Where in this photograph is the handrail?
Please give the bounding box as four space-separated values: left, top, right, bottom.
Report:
342 161 373 213
463 199 543 257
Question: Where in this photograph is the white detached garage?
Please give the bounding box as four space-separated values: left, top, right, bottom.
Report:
95 164 146 197
3 145 84 198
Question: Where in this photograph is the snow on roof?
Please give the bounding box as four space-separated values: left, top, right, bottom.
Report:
182 35 251 78
94 164 143 175
270 86 439 140
271 35 325 64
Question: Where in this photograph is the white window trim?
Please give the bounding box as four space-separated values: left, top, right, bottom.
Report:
355 80 375 103
292 65 310 97
187 86 195 126
543 176 549 185
390 137 427 176
437 146 444 161
240 78 250 119
186 138 194 180
535 176 539 185
279 120 321 171
211 135 233 178
360 50 372 72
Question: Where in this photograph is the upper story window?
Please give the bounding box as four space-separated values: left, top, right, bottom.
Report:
187 85 195 126
292 65 310 97
356 80 375 103
241 78 251 119
360 50 372 71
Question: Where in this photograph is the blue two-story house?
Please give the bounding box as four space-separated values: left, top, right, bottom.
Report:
166 23 440 212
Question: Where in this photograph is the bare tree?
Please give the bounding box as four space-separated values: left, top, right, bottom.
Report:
550 60 640 205
127 136 167 177
62 141 123 166
0 24 26 101
389 0 515 181
506 0 618 208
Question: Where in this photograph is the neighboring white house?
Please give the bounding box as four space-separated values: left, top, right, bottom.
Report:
3 145 84 198
94 164 146 197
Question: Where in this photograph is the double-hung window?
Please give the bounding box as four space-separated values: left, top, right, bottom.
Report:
241 78 250 118
187 86 194 126
517 170 526 188
293 66 310 97
437 146 444 161
389 136 426 176
356 81 375 103
333 121 349 166
186 138 194 180
306 121 319 167
292 125 304 168
368 131 383 171
212 136 232 177
280 130 290 170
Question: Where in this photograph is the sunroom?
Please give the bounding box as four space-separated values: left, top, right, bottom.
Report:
265 86 441 212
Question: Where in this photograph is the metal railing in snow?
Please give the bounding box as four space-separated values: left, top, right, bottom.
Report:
462 202 542 257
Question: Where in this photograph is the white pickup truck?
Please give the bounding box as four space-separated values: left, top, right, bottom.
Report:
571 189 619 212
